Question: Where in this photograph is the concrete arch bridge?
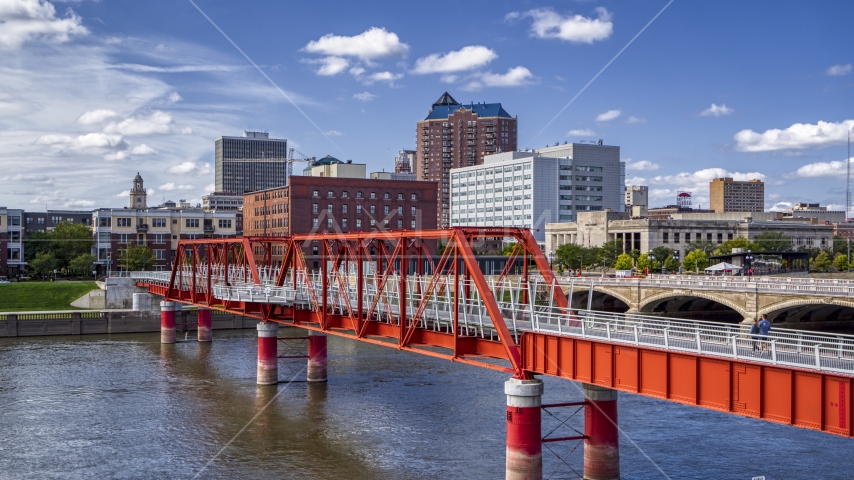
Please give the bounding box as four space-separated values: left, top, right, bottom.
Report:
562 275 854 329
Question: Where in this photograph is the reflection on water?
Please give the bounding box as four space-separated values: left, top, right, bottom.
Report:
0 329 852 480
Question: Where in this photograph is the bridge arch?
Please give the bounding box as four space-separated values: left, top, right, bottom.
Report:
759 298 854 325
638 290 748 322
566 285 633 313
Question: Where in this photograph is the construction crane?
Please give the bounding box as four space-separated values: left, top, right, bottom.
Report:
287 148 315 183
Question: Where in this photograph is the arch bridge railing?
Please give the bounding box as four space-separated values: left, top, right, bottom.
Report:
572 275 854 298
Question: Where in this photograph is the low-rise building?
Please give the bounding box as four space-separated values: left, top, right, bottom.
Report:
625 185 648 209
370 171 417 181
23 210 92 234
545 210 834 259
304 155 366 179
710 177 765 213
93 174 238 274
782 203 845 224
1 208 25 277
202 191 243 212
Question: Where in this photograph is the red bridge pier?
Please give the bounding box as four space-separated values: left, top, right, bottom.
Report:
197 308 212 342
160 301 176 344
307 331 328 383
583 384 620 480
505 378 544 480
257 322 279 385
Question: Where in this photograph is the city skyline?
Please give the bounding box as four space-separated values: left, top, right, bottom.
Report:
0 1 852 212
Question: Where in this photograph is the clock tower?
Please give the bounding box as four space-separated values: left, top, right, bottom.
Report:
130 172 147 209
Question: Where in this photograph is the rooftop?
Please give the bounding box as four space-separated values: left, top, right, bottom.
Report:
424 92 513 120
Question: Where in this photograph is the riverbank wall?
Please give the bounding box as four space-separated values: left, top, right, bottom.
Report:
0 310 259 338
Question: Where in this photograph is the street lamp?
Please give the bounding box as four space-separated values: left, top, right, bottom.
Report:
745 250 754 279
673 250 681 274
53 269 57 282
548 250 555 271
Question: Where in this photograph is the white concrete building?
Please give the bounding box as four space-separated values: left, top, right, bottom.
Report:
625 185 648 208
449 142 624 243
1 208 26 277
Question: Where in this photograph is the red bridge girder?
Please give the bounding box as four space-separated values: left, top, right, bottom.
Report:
142 228 566 378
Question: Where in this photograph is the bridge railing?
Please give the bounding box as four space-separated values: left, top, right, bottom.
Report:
529 309 854 375
561 275 854 297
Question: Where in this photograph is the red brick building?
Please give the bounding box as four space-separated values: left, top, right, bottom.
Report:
416 92 517 227
243 176 439 262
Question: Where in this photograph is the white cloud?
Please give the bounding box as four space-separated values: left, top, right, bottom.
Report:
412 46 497 74
510 7 613 44
324 130 342 136
166 161 212 176
111 63 244 73
595 109 621 122
625 176 647 185
626 160 661 171
0 0 89 50
353 91 376 101
103 151 129 161
734 119 854 152
349 66 365 76
167 92 181 103
786 158 853 178
366 71 403 84
76 109 118 124
130 144 156 155
303 27 409 61
768 201 793 212
103 111 173 136
566 128 596 136
826 64 852 76
650 168 765 185
308 56 349 76
700 103 734 117
464 66 535 90
159 182 194 191
627 116 648 124
116 190 130 197
203 183 215 193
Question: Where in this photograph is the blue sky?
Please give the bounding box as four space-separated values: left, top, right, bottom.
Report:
0 0 852 212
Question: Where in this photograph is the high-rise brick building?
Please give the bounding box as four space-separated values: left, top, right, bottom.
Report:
416 92 517 227
710 177 765 213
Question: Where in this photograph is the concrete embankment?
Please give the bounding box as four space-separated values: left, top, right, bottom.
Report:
0 309 258 338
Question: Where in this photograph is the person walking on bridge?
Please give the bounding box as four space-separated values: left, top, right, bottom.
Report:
749 318 760 355
758 314 772 355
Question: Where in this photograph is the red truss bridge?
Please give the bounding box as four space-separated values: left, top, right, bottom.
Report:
131 227 854 480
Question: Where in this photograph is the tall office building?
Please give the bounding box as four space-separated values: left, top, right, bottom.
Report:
450 142 624 244
710 177 765 213
215 131 289 196
416 92 517 227
625 185 649 209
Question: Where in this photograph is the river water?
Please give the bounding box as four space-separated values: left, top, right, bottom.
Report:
0 329 852 480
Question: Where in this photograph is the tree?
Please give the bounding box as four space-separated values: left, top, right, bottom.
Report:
636 253 651 273
752 231 792 252
598 238 623 270
685 239 716 256
664 255 681 273
614 253 633 271
834 253 849 272
118 244 155 271
832 236 848 257
650 246 674 265
50 222 94 271
683 250 709 272
556 244 599 271
714 237 752 256
23 230 51 262
502 242 518 256
629 249 641 263
29 252 57 278
69 253 96 277
812 250 832 272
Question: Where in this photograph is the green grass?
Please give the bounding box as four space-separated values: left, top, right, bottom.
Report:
0 281 98 312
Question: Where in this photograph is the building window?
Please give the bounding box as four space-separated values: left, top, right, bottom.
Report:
397 219 403 229
356 218 362 228
328 191 334 197
313 190 319 197
327 218 333 228
38 217 45 225
152 218 167 228
342 218 348 228
397 206 403 215
342 204 348 214
370 192 376 199
384 205 390 215
397 193 403 200
411 206 416 215
154 250 166 260
356 205 362 214
685 232 691 242
98 232 110 243
153 234 165 243
327 204 333 213
117 217 132 227
410 220 416 229
98 218 111 227
370 219 376 227
218 219 232 228
384 220 389 228
717 233 723 243
117 234 130 244
411 194 417 200
186 219 199 228
707 233 712 242
312 204 318 213
674 232 680 244
384 193 390 199
356 191 363 199
370 205 376 214
25 217 32 224
313 218 318 227
312 246 319 255
342 191 349 198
